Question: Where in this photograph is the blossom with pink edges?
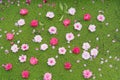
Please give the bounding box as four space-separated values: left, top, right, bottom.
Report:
82 42 91 50
74 22 82 31
17 19 25 26
88 24 96 32
47 57 56 66
11 44 19 53
46 11 55 18
19 55 27 62
43 72 52 80
90 48 98 57
97 14 105 22
40 43 48 51
83 69 92 79
82 51 90 60
33 35 43 43
68 7 76 15
21 44 29 51
30 57 38 65
48 26 57 34
66 32 74 43
58 47 66 55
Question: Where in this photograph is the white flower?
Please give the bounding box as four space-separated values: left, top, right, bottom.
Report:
58 47 66 55
68 7 76 15
47 57 56 66
46 11 55 18
97 14 105 22
17 19 25 26
90 48 98 57
19 55 27 62
82 51 91 60
15 22 19 26
66 32 75 43
48 26 57 34
40 43 48 51
21 44 29 51
11 44 19 53
82 42 91 50
33 35 42 43
74 22 82 31
88 24 96 32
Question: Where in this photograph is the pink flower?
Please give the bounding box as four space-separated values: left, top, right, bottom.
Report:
83 69 92 79
84 14 91 21
82 51 90 60
33 35 42 43
26 0 31 5
68 7 76 15
82 42 91 50
3 63 12 71
47 57 56 66
46 12 55 18
63 19 71 27
21 44 29 51
11 44 19 53
40 43 48 51
30 57 38 65
20 8 28 16
30 20 38 27
48 26 57 34
58 47 66 55
19 55 27 62
66 32 74 43
72 47 80 54
64 62 71 70
43 72 52 80
50 37 58 46
43 0 47 3
88 24 96 32
6 33 14 40
22 70 29 79
74 22 82 31
90 48 98 57
38 4 42 8
17 19 25 26
97 14 105 22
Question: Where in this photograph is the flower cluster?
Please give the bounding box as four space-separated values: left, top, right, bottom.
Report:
2 1 108 80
